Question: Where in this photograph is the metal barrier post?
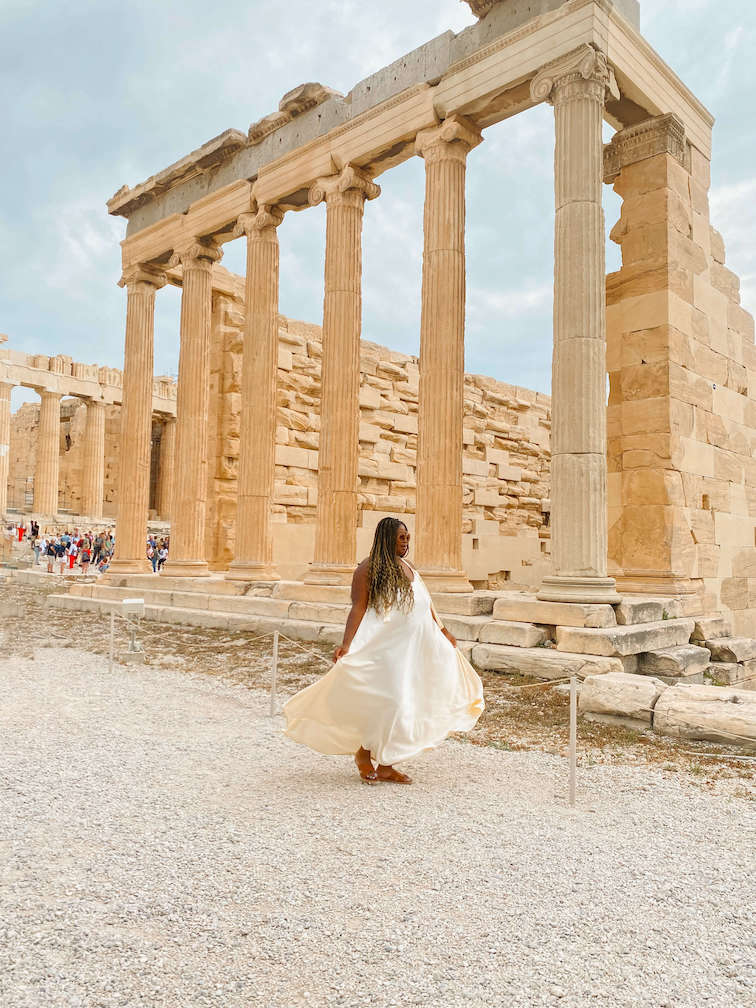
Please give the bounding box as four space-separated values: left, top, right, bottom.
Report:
568 675 577 808
270 631 279 716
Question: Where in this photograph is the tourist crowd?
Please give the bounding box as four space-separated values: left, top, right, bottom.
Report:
6 520 170 576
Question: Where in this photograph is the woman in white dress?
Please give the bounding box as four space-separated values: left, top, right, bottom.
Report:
283 517 484 785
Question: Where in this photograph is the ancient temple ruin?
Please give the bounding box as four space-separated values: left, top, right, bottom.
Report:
25 0 756 675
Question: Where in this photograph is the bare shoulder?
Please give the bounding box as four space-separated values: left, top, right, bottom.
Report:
352 558 370 584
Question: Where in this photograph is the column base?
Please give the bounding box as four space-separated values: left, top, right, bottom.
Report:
419 568 473 594
537 575 621 605
161 560 210 578
107 558 152 575
225 562 279 583
304 563 355 586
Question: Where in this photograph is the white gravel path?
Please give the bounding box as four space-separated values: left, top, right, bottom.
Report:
1 647 754 1008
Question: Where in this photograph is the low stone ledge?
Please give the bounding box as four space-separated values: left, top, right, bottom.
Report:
654 685 756 747
579 672 667 728
478 621 547 648
471 644 625 680
615 597 683 625
491 593 616 628
691 616 731 642
557 619 695 658
705 637 756 664
638 644 710 683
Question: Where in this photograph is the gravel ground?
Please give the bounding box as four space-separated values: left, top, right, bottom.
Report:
1 647 754 1008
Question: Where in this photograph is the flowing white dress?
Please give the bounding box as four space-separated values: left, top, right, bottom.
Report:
282 569 485 766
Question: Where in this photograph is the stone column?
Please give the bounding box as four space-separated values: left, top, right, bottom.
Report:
33 390 62 517
305 165 380 584
0 381 11 518
81 399 105 518
109 264 166 574
226 205 284 581
530 45 620 604
414 115 481 592
156 416 176 520
162 240 222 577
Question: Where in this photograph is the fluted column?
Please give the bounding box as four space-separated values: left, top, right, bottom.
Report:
33 390 62 517
109 264 166 574
156 416 176 520
531 45 620 604
0 381 11 518
162 239 222 577
414 115 481 592
305 166 380 585
226 205 284 581
81 399 105 518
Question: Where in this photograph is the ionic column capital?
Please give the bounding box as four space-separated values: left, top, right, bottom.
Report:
168 239 223 273
233 204 284 239
415 114 482 163
118 263 167 292
530 44 619 106
309 164 380 209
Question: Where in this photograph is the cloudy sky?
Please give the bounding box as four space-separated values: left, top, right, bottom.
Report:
2 0 754 411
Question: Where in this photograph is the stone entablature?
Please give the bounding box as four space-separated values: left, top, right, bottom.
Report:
0 348 176 416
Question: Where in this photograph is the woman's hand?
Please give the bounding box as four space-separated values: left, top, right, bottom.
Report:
442 627 457 648
333 645 348 663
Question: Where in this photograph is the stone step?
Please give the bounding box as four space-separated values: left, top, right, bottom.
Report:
556 619 695 658
47 592 343 646
471 643 629 680
706 660 756 691
440 615 491 642
615 596 683 625
704 637 756 663
102 573 248 596
431 592 497 616
492 592 616 628
273 581 351 603
654 684 756 747
478 620 547 648
637 645 710 684
691 616 732 643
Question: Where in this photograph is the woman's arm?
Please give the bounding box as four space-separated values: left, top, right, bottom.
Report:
333 562 369 662
430 607 457 648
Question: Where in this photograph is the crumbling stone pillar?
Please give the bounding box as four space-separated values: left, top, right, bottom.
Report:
306 166 380 585
156 416 176 521
414 115 481 592
81 399 105 519
33 390 62 517
163 240 222 577
0 381 11 518
226 206 283 581
531 45 620 604
110 264 166 574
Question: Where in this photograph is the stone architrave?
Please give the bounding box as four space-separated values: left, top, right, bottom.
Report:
163 239 223 577
226 205 284 582
33 390 62 517
109 264 166 574
414 115 481 592
156 416 176 520
305 165 380 585
530 44 621 605
0 380 11 517
81 398 106 518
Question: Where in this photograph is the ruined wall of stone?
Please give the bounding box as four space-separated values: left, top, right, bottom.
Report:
206 307 552 586
607 140 756 635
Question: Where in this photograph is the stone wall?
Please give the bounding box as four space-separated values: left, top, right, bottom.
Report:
204 298 552 585
606 116 756 635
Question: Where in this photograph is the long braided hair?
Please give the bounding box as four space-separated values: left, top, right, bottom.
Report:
366 517 414 615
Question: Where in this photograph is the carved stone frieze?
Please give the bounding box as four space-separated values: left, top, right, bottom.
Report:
603 113 690 183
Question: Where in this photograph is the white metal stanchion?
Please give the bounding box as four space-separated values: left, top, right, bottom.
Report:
568 675 577 808
109 610 115 674
269 630 279 716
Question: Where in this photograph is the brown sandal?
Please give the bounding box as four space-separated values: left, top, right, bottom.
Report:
354 754 378 785
375 766 412 785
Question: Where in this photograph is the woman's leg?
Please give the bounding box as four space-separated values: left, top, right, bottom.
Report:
354 746 377 782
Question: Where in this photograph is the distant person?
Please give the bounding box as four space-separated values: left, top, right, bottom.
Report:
80 541 92 574
17 520 26 543
283 517 485 785
54 538 67 574
67 539 78 570
157 543 168 571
